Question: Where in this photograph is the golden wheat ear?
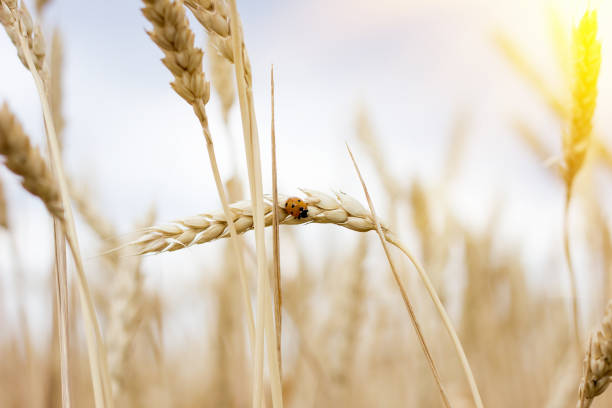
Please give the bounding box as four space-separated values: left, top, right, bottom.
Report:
579 301 612 408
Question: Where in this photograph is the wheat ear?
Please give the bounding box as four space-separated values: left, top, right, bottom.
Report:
0 103 63 219
578 301 612 407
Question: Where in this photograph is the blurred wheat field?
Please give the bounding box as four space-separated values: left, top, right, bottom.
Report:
1 0 612 407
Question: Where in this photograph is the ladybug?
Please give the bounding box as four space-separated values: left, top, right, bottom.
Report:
285 197 308 219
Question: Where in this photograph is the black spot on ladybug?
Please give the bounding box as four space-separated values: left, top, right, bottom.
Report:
286 197 308 218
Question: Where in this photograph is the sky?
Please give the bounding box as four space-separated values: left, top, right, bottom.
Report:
1 0 612 344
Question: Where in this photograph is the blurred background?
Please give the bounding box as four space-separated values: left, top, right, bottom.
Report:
1 0 612 406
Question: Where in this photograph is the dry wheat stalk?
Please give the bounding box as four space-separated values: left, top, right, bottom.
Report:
208 37 235 124
0 103 63 219
218 2 280 405
578 301 612 407
49 29 65 148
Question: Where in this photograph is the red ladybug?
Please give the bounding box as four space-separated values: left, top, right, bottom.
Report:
285 197 308 219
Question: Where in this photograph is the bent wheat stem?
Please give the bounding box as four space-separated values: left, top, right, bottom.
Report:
347 145 451 408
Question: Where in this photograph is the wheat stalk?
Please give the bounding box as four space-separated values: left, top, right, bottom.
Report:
270 66 283 380
578 301 612 408
49 29 65 149
223 1 282 406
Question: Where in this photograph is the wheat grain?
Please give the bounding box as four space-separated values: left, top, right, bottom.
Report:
0 103 63 220
579 301 612 407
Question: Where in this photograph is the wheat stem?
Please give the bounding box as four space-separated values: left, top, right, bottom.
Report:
226 1 282 406
270 65 283 380
346 144 451 408
564 189 581 350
